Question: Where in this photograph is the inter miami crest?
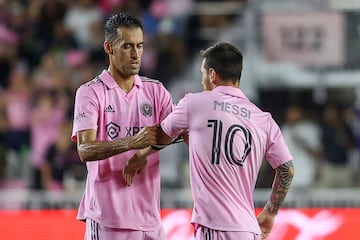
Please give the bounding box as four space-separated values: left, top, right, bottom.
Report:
140 102 153 117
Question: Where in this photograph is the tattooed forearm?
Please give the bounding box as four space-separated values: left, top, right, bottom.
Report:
265 160 294 215
78 138 134 162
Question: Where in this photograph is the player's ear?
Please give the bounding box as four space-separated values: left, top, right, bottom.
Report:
104 41 113 55
208 68 216 83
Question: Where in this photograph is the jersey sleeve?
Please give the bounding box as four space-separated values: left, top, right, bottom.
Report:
158 84 175 122
265 118 293 169
161 93 190 139
71 85 99 142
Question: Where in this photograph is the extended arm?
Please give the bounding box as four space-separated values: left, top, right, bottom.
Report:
124 125 179 159
122 126 186 185
77 126 157 162
257 160 294 239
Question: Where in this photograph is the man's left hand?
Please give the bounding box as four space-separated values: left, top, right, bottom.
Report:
123 153 147 186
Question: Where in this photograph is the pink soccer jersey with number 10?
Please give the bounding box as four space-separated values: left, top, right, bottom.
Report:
161 86 293 234
71 70 173 230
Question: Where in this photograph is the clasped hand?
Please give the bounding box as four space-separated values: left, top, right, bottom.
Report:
123 125 158 186
131 125 158 149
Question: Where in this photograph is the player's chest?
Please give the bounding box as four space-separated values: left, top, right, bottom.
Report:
101 90 156 124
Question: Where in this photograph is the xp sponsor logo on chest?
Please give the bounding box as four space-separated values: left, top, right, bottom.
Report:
140 102 153 117
106 122 145 139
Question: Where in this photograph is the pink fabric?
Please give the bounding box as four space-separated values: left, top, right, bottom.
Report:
195 225 261 240
30 108 65 168
161 86 293 233
150 0 168 18
0 24 18 43
65 49 87 67
4 91 31 130
72 70 173 230
98 0 126 14
85 218 166 240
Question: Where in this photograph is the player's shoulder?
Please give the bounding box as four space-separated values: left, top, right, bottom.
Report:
187 90 212 99
249 102 273 119
178 91 209 104
139 76 171 95
140 76 163 86
80 75 105 89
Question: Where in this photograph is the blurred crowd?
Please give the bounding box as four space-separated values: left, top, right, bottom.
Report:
256 102 360 190
0 0 359 193
0 0 244 191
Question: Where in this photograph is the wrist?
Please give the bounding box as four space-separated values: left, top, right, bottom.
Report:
151 144 163 151
135 150 144 159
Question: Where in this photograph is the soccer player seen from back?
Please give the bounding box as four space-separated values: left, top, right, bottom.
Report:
125 42 295 240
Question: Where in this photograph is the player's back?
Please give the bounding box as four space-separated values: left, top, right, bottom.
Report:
186 86 276 234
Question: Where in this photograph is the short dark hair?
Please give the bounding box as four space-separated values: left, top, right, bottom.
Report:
104 13 143 42
200 42 243 83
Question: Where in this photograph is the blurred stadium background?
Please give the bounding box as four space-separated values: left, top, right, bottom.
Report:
1 0 360 239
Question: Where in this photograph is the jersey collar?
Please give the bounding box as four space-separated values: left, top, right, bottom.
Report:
99 70 143 89
212 86 248 100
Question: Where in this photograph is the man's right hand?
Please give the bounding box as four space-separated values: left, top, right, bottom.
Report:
131 125 158 149
257 209 275 239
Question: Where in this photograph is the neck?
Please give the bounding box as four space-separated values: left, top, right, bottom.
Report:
117 78 135 93
108 67 135 93
214 79 239 89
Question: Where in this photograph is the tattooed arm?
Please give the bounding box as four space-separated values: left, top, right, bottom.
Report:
257 160 294 239
265 160 294 214
77 126 158 162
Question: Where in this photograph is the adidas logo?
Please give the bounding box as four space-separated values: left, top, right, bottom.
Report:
105 105 115 113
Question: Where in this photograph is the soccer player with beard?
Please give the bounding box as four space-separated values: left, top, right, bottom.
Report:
71 13 173 240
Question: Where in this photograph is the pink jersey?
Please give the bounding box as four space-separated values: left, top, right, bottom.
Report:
4 91 31 130
31 106 65 168
161 86 293 234
71 70 173 230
